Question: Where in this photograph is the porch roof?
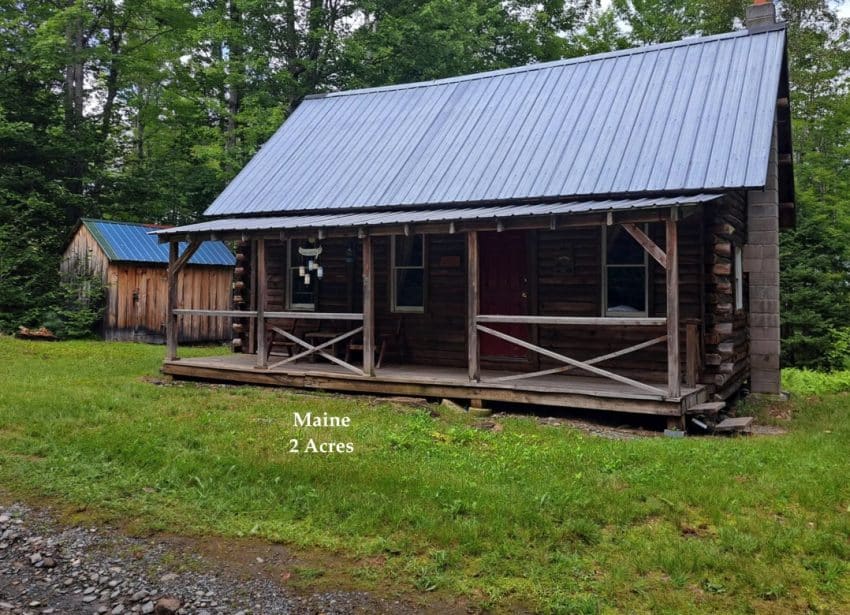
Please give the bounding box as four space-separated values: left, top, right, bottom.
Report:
152 194 721 240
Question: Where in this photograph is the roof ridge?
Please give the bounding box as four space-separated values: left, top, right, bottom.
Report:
81 218 171 229
304 24 785 101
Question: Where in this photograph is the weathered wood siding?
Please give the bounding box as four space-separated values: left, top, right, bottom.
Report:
261 220 711 382
106 264 232 343
61 226 233 343
60 225 109 283
533 214 703 380
262 235 468 366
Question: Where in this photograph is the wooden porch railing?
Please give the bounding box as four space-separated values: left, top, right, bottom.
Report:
475 315 669 397
170 309 365 373
466 215 692 400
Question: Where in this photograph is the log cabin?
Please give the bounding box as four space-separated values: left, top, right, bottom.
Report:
153 1 794 425
62 219 235 343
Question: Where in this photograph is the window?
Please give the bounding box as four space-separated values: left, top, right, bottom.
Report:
734 246 744 310
603 225 649 316
287 239 316 311
391 235 425 313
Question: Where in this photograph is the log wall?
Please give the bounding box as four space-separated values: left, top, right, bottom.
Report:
703 192 750 397
261 215 712 382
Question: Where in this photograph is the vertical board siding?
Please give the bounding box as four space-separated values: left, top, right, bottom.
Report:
107 264 232 343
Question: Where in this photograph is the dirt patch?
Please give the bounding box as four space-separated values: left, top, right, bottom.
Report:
0 498 471 614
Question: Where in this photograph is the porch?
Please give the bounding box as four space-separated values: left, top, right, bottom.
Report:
155 195 720 419
161 353 710 416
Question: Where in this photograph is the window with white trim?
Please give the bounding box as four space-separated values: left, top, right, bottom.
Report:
391 235 425 313
287 239 316 311
603 225 649 317
734 246 744 310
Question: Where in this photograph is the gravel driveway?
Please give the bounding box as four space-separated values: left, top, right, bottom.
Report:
0 503 438 615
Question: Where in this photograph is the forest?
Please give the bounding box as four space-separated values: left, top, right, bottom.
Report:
1 0 848 370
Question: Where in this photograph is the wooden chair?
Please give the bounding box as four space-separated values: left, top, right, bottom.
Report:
265 320 299 362
345 319 404 369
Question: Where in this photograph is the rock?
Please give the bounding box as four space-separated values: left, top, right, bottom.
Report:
141 601 155 615
0 602 14 610
111 604 125 614
154 597 181 615
29 552 43 564
440 398 465 412
0 514 10 523
41 557 56 568
159 573 177 583
131 591 148 602
468 407 493 417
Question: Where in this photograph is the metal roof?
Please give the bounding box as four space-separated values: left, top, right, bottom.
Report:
82 219 235 266
205 26 786 217
155 195 720 238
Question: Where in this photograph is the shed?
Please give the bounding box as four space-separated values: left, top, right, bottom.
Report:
61 219 235 343
153 2 794 423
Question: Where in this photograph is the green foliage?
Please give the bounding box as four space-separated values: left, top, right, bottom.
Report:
44 255 107 339
1 338 850 612
782 367 850 396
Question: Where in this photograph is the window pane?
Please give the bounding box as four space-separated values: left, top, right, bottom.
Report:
395 268 424 309
607 227 644 265
607 266 646 313
290 270 314 308
394 235 423 267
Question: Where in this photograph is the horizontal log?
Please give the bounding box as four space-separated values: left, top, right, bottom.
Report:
174 309 255 317
264 311 363 320
476 315 666 326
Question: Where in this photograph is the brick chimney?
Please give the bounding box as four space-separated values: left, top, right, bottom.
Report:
746 0 777 31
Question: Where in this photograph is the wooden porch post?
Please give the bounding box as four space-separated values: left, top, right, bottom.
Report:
362 235 375 376
666 214 680 398
255 238 267 368
467 231 480 382
166 241 179 361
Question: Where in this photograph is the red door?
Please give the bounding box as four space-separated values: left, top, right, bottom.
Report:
478 231 529 358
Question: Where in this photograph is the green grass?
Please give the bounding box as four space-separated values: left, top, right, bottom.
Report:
1 336 849 613
783 367 850 396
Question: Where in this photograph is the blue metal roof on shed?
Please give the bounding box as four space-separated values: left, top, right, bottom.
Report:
81 219 235 266
205 26 787 217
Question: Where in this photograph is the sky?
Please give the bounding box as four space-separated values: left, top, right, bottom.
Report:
598 0 850 17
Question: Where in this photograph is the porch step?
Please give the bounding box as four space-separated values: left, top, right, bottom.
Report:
685 401 726 415
715 416 754 433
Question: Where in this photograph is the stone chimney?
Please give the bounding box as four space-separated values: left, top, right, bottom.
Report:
746 0 777 31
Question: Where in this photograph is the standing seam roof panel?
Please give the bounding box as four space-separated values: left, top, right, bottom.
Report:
202 28 787 216
505 63 584 200
398 77 491 205
647 43 703 189
459 70 544 202
301 84 403 210
82 220 235 266
625 49 681 192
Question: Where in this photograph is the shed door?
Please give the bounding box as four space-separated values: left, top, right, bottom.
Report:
478 231 529 358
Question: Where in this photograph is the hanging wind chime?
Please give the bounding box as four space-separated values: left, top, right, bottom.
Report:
297 241 323 285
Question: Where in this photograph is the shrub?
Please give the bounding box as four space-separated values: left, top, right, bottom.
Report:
44 255 107 339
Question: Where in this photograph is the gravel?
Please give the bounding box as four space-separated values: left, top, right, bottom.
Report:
0 503 424 614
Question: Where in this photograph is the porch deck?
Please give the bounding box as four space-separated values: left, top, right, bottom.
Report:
162 354 711 416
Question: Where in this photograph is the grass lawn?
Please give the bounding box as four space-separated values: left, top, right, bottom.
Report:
0 337 848 613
